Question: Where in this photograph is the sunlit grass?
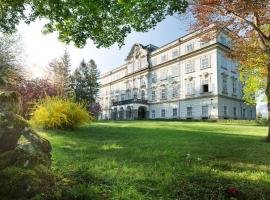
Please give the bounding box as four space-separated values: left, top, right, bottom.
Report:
40 121 270 199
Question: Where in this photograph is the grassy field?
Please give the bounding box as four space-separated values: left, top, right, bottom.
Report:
40 121 270 200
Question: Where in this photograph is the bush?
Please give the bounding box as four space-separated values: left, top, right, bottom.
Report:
256 117 268 126
30 96 92 129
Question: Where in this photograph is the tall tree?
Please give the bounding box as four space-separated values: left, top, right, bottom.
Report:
188 0 270 141
0 0 188 48
48 50 73 98
0 34 24 89
72 59 100 105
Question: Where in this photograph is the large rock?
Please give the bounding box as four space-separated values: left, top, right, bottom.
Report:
0 91 55 199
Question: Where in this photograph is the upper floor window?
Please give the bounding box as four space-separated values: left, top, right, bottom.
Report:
200 40 210 48
222 75 228 94
202 80 209 93
161 109 166 117
172 65 179 77
152 90 156 101
151 73 157 83
232 79 237 94
161 88 167 100
160 69 168 80
172 50 179 58
186 82 194 96
201 55 210 69
141 90 146 100
185 60 194 73
185 43 194 53
220 36 227 45
151 58 157 66
133 91 138 99
121 94 125 101
172 85 179 98
161 54 167 62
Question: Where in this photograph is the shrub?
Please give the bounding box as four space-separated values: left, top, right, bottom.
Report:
30 96 91 129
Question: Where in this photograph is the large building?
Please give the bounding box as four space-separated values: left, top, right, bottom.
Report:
99 27 256 120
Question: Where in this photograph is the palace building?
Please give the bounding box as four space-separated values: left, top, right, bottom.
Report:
99 27 256 120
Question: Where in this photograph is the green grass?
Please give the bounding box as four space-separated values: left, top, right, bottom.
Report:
40 121 270 199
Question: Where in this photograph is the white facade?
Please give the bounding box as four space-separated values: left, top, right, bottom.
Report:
99 28 256 120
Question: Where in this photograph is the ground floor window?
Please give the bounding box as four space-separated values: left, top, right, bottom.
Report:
224 106 228 117
173 108 177 117
161 109 166 118
243 109 246 118
152 110 155 118
233 107 237 118
187 107 192 118
202 105 208 118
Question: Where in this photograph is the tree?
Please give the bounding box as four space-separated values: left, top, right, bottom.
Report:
0 34 24 89
8 79 58 118
48 50 73 99
72 59 100 106
188 1 270 141
0 0 188 48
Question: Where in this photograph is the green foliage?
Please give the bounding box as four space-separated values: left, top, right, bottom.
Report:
0 0 188 47
71 59 100 105
30 96 91 129
41 121 270 199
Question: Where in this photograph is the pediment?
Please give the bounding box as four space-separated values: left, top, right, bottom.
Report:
125 43 147 61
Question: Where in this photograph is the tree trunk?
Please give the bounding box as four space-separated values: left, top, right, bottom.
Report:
266 53 270 142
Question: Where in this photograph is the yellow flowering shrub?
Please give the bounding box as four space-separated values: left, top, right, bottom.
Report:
30 96 91 129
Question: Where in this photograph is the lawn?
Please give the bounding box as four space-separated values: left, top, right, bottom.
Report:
40 121 270 200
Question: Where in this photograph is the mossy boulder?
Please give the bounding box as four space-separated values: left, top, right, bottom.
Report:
0 90 55 199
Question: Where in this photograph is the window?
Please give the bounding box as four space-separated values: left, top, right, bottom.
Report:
121 94 125 101
152 110 156 118
185 60 194 73
161 88 167 100
222 77 228 94
127 91 131 99
232 79 237 94
161 109 166 117
133 91 137 99
151 73 157 83
200 40 209 47
243 109 246 118
151 58 157 66
173 108 177 117
220 36 227 45
186 83 193 96
202 105 208 118
160 69 167 80
186 43 194 53
172 50 179 58
161 54 167 62
187 107 192 118
233 107 237 118
201 56 210 69
172 65 179 77
152 90 156 101
172 85 179 98
224 106 228 117
141 90 145 100
202 80 209 93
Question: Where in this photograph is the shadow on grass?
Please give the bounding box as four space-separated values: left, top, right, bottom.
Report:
44 122 270 199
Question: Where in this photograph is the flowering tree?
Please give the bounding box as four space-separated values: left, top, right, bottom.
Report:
189 0 270 141
8 79 58 118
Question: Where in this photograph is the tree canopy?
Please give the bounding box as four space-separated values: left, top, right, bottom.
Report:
0 0 188 48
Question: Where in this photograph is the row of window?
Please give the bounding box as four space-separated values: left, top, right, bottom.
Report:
151 108 178 118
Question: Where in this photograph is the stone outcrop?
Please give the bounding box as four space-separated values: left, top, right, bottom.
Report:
0 91 54 199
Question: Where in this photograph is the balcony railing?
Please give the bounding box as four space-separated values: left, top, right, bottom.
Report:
112 98 148 106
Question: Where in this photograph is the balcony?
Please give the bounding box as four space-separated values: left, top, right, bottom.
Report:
112 98 148 106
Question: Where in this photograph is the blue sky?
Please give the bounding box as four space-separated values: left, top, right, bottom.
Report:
18 16 190 76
